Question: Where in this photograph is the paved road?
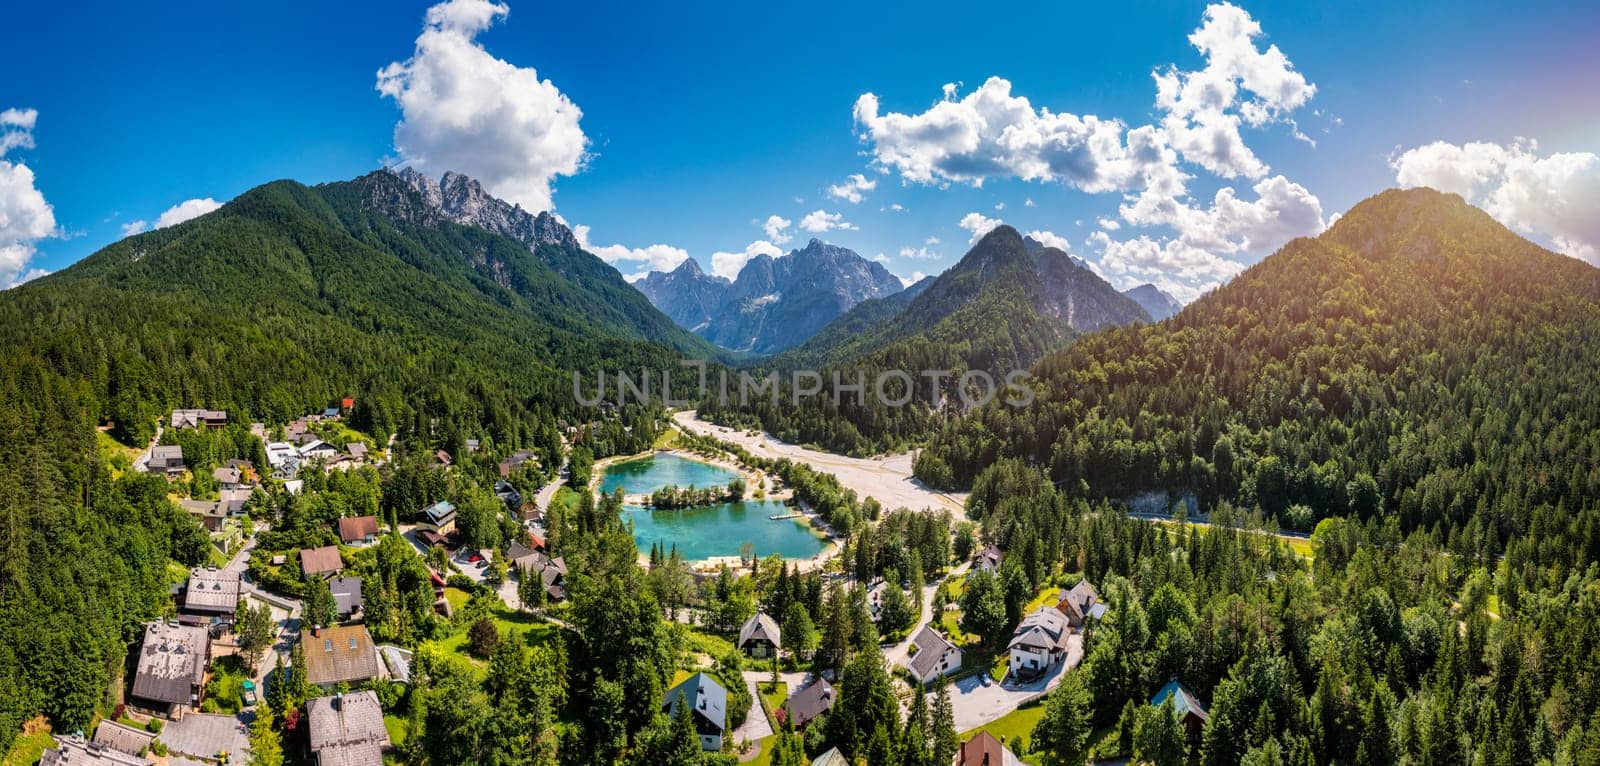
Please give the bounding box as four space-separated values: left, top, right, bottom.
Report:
948 633 1083 732
883 563 969 670
673 410 966 514
131 423 164 473
730 674 775 747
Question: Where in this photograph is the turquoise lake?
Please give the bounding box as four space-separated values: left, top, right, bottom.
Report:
597 453 827 562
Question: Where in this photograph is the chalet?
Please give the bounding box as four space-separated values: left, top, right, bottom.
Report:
170 409 227 430
955 731 1024 766
506 540 542 571
737 612 782 658
1151 678 1210 742
345 442 369 461
265 442 300 478
90 720 154 757
301 545 345 579
538 556 569 601
212 467 243 489
906 625 963 684
494 480 523 510
130 621 209 718
146 445 185 476
321 407 341 420
662 672 728 752
464 438 481 453
517 500 544 525
307 690 389 766
299 440 339 461
39 737 151 766
302 625 381 688
1007 608 1071 681
182 567 241 616
810 749 849 766
338 515 381 545
1053 580 1104 629
499 450 539 478
782 679 835 730
330 576 364 617
418 500 457 533
249 423 267 440
178 499 227 532
973 544 1003 573
218 487 252 515
433 450 452 467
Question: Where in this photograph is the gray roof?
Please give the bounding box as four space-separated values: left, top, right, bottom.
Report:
663 672 727 732
1056 580 1100 622
810 748 849 766
131 622 208 706
738 612 781 649
39 738 151 766
308 691 389 756
302 625 380 686
91 721 154 756
330 576 364 615
906 625 960 680
783 679 835 729
1011 607 1070 649
183 568 241 613
420 500 456 524
212 467 241 485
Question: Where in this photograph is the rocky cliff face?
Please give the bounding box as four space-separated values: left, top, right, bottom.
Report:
634 258 732 331
1121 283 1184 321
392 167 581 255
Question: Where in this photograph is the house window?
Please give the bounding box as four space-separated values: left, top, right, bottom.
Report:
349 638 357 650
324 639 333 652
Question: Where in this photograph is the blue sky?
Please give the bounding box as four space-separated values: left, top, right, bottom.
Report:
2 0 1597 298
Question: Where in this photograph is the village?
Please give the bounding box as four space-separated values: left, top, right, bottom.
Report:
39 404 1209 766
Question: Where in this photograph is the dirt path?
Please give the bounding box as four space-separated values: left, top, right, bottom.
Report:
673 411 968 514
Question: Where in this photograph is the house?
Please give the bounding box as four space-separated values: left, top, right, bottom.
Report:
905 625 963 685
1151 678 1210 742
170 409 227 430
494 480 523 510
321 407 341 420
955 731 1024 766
91 720 155 757
506 540 542 572
866 580 887 623
538 556 569 601
329 576 364 617
1053 580 1104 629
737 612 782 658
341 397 355 410
183 567 241 615
346 442 369 461
218 487 252 515
338 515 381 545
178 499 227 532
418 500 457 533
498 450 539 478
212 467 243 489
433 450 452 467
810 748 849 766
265 442 301 478
299 440 340 461
130 621 210 718
464 438 481 453
973 544 1003 573
1007 608 1071 681
782 679 835 730
249 423 267 440
307 690 389 766
662 672 728 752
302 625 381 688
301 545 345 579
146 445 185 476
39 737 151 766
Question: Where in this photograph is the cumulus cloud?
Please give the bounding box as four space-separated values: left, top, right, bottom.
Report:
761 214 793 244
1025 229 1073 252
899 243 939 260
572 224 689 275
799 209 856 233
1391 138 1600 262
154 198 222 229
1089 231 1241 302
710 240 783 280
1153 2 1316 178
884 203 906 213
1122 174 1324 254
0 107 58 288
958 212 1004 242
121 220 149 237
826 173 877 204
377 0 587 213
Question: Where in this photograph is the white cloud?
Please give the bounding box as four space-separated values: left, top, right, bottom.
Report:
898 270 928 287
899 244 939 260
1122 174 1325 254
1089 231 1242 302
826 173 877 204
1097 217 1121 231
121 220 149 236
994 201 1006 211
1024 198 1036 207
154 198 222 229
1390 138 1600 262
958 212 1004 242
710 240 783 280
924 236 940 246
884 203 906 213
799 209 856 233
761 214 793 244
377 0 587 213
0 108 58 288
1153 2 1316 178
572 224 688 274
1025 229 1072 252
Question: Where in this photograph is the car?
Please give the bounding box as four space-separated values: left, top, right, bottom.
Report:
466 553 483 564
242 679 258 707
475 559 489 569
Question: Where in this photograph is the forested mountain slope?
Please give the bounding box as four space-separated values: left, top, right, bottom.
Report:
0 169 702 748
917 187 1600 557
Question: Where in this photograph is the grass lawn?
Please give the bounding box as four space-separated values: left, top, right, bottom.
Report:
96 431 140 475
551 486 582 516
424 604 559 672
2 718 54 766
743 733 779 766
966 701 1048 764
383 714 408 746
201 655 250 714
1022 585 1061 614
677 624 737 660
653 428 681 450
442 586 472 613
757 681 787 724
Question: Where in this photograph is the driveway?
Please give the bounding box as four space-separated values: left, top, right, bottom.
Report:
730 674 774 747
949 633 1083 732
883 564 969 670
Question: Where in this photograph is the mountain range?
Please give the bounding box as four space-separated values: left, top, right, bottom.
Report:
635 239 904 355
